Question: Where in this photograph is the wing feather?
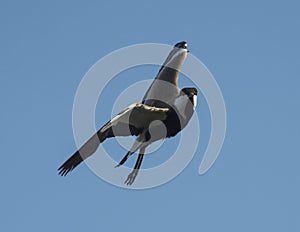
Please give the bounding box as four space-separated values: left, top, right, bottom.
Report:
58 103 169 176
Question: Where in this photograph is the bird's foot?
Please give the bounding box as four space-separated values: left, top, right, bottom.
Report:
124 169 139 185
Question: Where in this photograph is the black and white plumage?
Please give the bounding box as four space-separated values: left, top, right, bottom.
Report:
143 41 188 107
58 41 197 185
58 104 169 176
116 87 197 185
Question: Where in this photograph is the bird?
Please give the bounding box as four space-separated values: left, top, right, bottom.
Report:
142 41 188 107
58 41 198 185
58 88 197 184
115 87 197 185
119 41 192 184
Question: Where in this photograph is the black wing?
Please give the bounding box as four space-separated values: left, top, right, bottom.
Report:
58 103 169 176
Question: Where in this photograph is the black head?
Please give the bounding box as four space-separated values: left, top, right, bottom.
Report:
174 41 188 49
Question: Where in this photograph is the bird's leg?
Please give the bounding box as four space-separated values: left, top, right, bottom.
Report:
115 135 146 168
114 150 134 168
125 147 146 185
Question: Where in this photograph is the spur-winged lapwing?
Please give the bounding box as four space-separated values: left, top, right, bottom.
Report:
58 41 197 185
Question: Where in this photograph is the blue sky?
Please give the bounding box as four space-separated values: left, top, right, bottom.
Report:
1 0 300 231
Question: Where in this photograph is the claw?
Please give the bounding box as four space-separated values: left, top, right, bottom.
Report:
124 169 139 185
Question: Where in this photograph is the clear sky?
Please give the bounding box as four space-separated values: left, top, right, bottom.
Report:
1 0 299 231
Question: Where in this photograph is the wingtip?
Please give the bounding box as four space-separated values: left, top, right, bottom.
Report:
58 151 83 177
58 168 68 176
58 165 73 176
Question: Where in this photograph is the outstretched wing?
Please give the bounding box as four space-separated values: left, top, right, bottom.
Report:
58 103 169 176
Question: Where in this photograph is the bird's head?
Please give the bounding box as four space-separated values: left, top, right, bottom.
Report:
161 41 189 72
174 41 188 51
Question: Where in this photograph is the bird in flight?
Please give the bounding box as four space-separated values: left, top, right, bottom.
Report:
58 41 198 185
